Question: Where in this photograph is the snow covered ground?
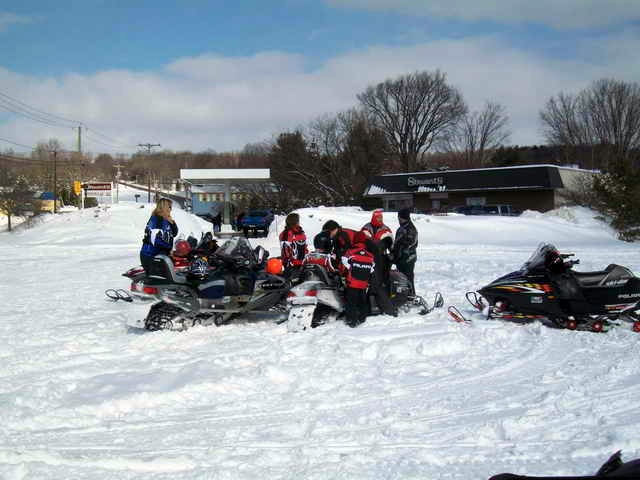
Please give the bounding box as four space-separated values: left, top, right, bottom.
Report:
1 185 639 479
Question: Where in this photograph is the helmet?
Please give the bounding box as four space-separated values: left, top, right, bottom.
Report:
371 209 383 228
313 231 333 252
266 257 284 275
174 240 192 257
189 257 209 279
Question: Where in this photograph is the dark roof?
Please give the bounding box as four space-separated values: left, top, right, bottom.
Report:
365 165 568 196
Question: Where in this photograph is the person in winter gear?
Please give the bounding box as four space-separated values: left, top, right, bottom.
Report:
362 210 396 315
361 209 393 252
313 230 333 253
339 230 375 328
322 220 358 266
140 198 178 274
392 208 418 296
279 213 308 275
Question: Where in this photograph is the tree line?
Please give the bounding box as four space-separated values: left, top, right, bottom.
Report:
2 70 640 237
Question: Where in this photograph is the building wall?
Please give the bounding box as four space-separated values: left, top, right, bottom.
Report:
191 195 224 215
413 190 556 213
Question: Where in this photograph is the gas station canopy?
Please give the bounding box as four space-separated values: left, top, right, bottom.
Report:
180 169 270 184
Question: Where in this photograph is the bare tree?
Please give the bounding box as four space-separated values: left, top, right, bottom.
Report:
540 78 640 165
440 101 511 167
358 70 467 172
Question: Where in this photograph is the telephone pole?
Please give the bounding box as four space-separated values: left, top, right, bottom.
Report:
50 149 58 214
75 125 82 153
138 143 160 202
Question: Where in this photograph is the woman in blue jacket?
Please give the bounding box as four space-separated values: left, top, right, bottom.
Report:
140 198 178 273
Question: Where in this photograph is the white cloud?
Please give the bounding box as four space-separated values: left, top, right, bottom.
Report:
0 12 33 32
324 0 640 29
1 31 639 155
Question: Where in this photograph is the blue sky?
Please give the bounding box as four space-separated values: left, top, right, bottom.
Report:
1 1 639 153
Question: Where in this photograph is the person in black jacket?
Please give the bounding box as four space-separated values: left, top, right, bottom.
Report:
392 208 418 296
140 198 178 274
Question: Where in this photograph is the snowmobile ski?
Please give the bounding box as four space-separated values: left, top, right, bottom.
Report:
105 289 133 302
447 305 471 324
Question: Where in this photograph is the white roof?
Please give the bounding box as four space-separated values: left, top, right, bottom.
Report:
180 169 270 181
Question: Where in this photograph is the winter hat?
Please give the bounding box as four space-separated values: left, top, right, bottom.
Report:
322 220 340 232
398 208 412 220
371 209 383 228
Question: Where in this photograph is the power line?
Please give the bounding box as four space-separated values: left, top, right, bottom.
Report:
0 91 80 126
84 128 135 150
0 98 70 129
0 136 35 151
0 90 141 152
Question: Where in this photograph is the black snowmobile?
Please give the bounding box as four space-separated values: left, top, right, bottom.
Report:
455 243 640 333
125 237 290 331
490 450 640 480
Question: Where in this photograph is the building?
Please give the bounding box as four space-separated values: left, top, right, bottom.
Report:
180 169 270 226
35 191 63 213
364 164 596 213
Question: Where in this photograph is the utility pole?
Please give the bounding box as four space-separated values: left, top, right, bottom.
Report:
51 149 58 214
114 163 124 203
75 125 82 153
138 143 160 203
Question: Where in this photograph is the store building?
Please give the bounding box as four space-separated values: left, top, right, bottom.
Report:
364 164 596 213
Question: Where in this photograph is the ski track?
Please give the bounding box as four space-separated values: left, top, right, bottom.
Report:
1 190 640 479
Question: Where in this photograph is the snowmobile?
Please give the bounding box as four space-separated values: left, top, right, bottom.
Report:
125 237 291 331
490 450 640 479
122 232 219 301
286 252 443 332
455 243 640 333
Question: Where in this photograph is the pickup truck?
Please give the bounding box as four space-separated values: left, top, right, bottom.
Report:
238 209 275 237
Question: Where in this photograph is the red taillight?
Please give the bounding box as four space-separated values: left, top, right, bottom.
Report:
304 290 318 296
287 291 296 298
130 283 138 292
566 319 577 330
591 321 603 333
633 321 640 333
143 286 158 294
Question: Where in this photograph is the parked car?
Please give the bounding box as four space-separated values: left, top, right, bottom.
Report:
451 204 521 216
239 209 275 237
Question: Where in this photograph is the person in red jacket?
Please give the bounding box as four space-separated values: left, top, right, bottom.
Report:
339 230 375 328
279 212 308 275
361 209 393 252
361 210 397 316
322 220 358 266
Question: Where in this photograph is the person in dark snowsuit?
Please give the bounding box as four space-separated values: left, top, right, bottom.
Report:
140 198 178 274
392 208 418 296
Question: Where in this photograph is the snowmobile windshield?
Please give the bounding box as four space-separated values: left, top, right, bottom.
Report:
521 243 557 273
216 237 256 264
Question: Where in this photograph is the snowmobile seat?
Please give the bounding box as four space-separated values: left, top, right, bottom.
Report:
146 255 188 285
572 264 632 288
